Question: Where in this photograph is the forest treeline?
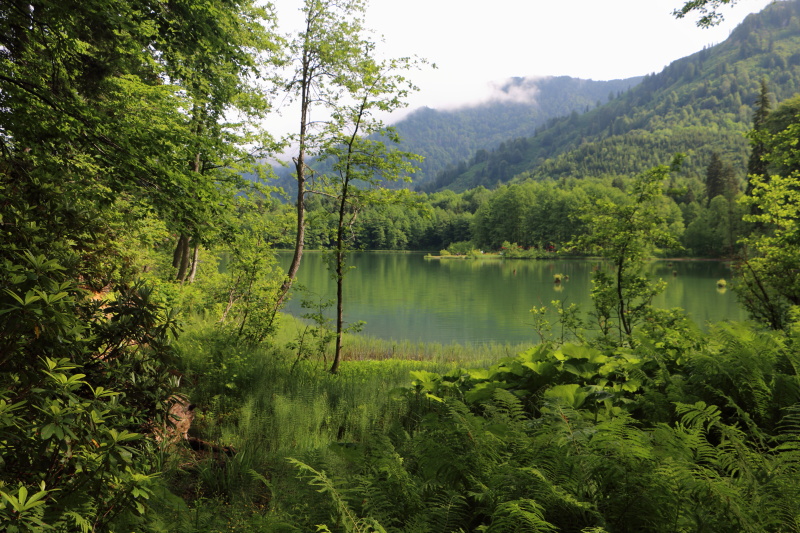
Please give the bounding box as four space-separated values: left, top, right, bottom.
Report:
297 159 743 257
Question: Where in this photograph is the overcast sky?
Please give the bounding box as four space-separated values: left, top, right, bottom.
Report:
269 0 775 132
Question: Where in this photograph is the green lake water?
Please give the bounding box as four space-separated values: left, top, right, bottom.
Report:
279 251 748 345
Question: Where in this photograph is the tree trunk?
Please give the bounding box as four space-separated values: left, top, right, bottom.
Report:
617 259 631 340
187 241 200 283
268 81 311 326
176 234 191 282
330 191 347 375
269 157 305 322
172 235 185 269
330 235 345 374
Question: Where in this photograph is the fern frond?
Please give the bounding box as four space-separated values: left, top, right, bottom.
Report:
491 388 528 424
421 490 468 533
289 457 387 533
484 499 556 532
64 511 93 533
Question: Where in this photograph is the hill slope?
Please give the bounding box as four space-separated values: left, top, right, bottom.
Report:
270 76 641 191
427 0 800 192
391 76 642 189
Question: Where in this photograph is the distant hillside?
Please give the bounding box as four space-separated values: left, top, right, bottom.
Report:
269 75 641 194
392 76 642 189
427 0 800 192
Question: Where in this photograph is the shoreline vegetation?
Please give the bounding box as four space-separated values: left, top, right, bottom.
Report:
167 303 800 532
276 313 529 364
426 252 732 261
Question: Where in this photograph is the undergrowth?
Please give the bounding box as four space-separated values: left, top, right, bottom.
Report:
139 316 800 532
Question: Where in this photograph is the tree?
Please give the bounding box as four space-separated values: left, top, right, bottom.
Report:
736 97 800 329
270 0 374 323
0 0 279 527
705 152 738 204
746 79 772 196
673 0 740 27
317 45 423 374
154 0 279 283
572 159 683 344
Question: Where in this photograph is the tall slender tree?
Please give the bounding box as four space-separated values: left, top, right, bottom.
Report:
572 159 682 345
746 79 772 198
270 0 373 322
317 45 423 372
705 151 738 204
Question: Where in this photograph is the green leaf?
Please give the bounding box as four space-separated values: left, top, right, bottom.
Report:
40 423 58 441
544 384 588 409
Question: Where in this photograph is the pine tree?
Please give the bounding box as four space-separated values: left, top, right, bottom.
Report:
746 79 772 197
705 152 737 205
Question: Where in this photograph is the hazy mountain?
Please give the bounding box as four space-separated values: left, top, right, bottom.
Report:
426 0 800 192
391 76 642 188
269 76 642 194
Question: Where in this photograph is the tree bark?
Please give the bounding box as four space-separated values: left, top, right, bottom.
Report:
172 235 185 269
330 190 347 375
268 37 313 327
176 234 191 282
187 241 200 283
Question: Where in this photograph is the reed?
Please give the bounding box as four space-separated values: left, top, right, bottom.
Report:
275 312 531 365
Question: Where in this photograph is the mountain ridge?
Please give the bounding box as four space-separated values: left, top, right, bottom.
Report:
390 75 643 188
424 0 800 192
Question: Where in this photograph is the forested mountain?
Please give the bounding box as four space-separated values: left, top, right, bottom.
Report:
271 75 641 192
427 0 800 192
390 76 642 188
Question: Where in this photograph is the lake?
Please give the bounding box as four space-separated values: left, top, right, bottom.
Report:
279 251 748 345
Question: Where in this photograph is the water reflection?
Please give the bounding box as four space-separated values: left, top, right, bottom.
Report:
279 252 748 345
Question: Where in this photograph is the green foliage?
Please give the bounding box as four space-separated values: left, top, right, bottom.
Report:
289 458 387 533
272 321 800 532
0 254 178 531
500 242 554 259
735 93 800 329
0 0 282 530
683 195 748 256
673 0 739 27
303 173 738 258
213 194 285 345
572 163 683 343
444 241 476 256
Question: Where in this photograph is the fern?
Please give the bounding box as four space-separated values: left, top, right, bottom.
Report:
354 435 423 529
482 499 555 532
690 322 790 433
64 511 93 533
289 457 387 533
420 490 468 533
489 388 528 424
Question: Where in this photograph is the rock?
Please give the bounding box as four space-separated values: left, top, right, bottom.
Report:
156 395 195 443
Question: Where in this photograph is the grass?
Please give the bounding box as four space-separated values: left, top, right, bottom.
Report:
274 311 531 365
177 314 524 457
159 313 532 530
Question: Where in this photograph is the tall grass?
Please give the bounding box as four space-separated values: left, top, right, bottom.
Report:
275 312 530 365
159 313 529 529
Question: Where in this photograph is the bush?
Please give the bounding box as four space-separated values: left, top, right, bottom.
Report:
445 241 474 256
0 253 178 531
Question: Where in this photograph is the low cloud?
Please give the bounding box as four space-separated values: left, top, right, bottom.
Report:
486 76 548 105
